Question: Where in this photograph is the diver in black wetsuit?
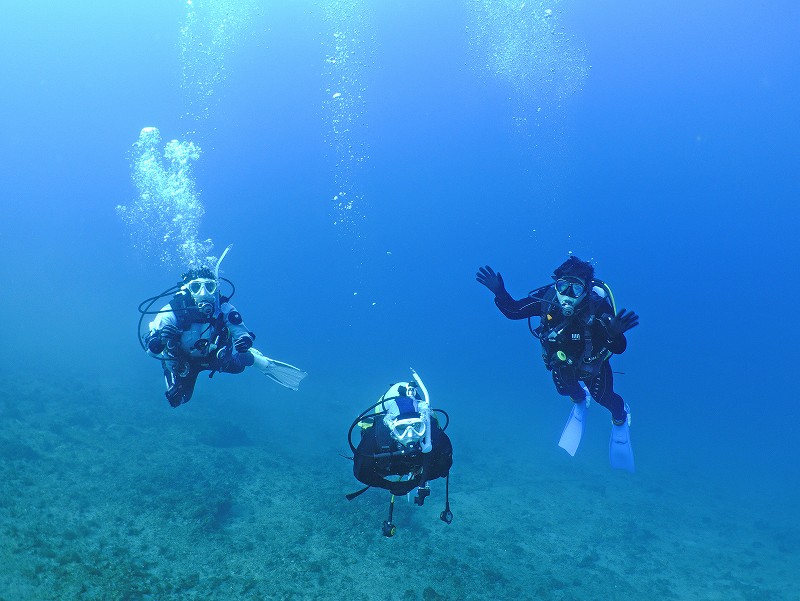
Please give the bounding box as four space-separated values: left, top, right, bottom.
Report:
346 372 453 537
476 256 639 471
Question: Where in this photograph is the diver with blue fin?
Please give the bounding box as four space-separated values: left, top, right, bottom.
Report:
138 245 307 407
346 370 453 537
477 256 639 472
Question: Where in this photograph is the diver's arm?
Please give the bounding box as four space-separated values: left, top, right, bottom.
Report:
478 265 543 320
607 331 628 355
596 300 633 355
382 399 399 421
221 302 255 350
494 290 542 320
598 315 627 355
145 308 179 357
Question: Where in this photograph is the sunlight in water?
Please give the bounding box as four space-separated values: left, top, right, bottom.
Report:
321 0 373 234
179 0 261 135
466 0 588 129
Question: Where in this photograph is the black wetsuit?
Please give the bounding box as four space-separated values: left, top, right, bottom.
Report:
493 285 629 423
353 419 453 496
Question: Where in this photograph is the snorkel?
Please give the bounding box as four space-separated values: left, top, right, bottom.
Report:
410 368 430 405
215 243 233 280
194 244 233 317
409 368 433 453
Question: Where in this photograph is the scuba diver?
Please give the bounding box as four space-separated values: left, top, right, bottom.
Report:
346 369 453 537
476 256 639 472
139 245 307 407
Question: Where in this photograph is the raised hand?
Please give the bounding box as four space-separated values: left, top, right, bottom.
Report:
476 265 506 296
608 309 639 337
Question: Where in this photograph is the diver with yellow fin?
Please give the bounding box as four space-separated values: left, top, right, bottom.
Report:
346 369 453 537
477 256 639 472
138 244 307 406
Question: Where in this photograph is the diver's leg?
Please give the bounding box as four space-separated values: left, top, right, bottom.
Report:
554 366 590 455
214 346 255 374
592 362 635 472
165 362 201 407
164 365 182 407
552 366 586 401
588 362 626 424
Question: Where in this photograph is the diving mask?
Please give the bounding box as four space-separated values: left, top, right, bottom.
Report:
555 277 585 298
388 416 426 445
186 279 218 295
185 278 218 317
555 277 586 316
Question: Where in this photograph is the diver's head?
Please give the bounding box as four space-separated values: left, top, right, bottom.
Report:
181 266 218 317
387 414 426 447
386 382 425 447
552 256 594 316
399 382 421 400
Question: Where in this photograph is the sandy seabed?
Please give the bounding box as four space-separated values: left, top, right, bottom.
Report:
0 374 796 601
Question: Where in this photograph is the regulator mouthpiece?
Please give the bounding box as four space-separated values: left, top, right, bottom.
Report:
197 301 214 317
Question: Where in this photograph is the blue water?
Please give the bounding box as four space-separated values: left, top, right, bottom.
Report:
2 1 798 599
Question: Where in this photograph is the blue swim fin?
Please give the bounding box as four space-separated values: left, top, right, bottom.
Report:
558 382 591 456
609 413 635 472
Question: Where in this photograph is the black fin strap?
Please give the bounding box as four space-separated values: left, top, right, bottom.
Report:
346 485 371 501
